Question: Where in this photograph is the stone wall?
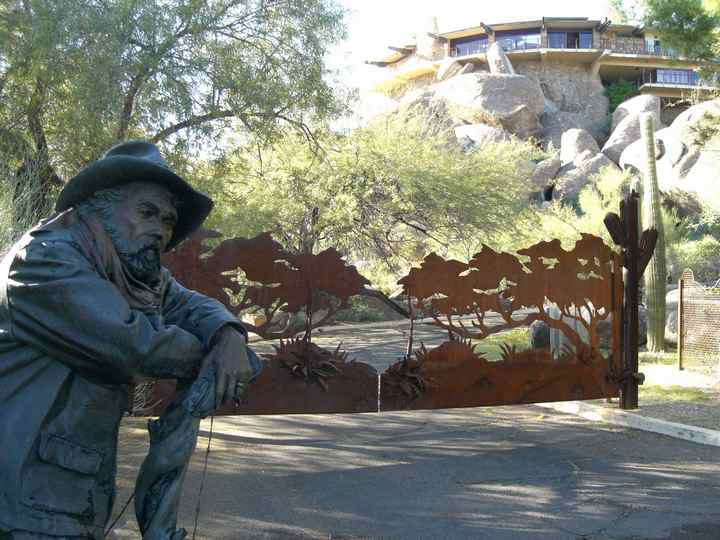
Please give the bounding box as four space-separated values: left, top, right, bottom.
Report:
514 59 608 123
514 58 609 146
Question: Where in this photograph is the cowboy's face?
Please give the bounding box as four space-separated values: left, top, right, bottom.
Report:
113 183 178 253
107 182 178 286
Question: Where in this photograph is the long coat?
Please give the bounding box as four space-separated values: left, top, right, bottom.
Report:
0 225 242 538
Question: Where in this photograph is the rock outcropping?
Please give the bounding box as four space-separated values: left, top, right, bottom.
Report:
560 129 600 166
455 123 512 146
434 72 545 139
487 42 516 75
602 103 663 165
362 44 718 211
611 94 661 132
618 98 720 214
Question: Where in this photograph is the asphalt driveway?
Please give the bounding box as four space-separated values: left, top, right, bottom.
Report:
111 404 720 540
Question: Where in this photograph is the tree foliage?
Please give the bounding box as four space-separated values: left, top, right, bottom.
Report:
644 0 719 60
499 166 634 254
198 113 537 291
609 0 645 24
0 0 347 237
605 80 641 113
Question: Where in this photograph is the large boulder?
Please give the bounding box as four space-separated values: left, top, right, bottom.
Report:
531 155 562 188
435 58 464 82
541 111 606 151
397 90 456 135
679 140 720 213
529 320 550 349
617 98 720 214
612 95 661 132
619 126 688 191
457 63 475 75
602 109 662 165
670 98 720 140
560 128 600 165
455 123 511 146
553 153 620 200
515 60 608 149
434 72 545 138
487 42 515 75
544 98 560 116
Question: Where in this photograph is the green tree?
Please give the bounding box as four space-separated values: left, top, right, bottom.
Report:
609 0 645 24
501 166 635 253
199 113 537 291
0 0 347 244
644 0 719 59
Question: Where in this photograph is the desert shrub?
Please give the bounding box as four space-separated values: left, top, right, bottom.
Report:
0 140 56 256
501 166 634 252
668 235 720 284
689 112 720 147
334 297 387 323
605 80 640 113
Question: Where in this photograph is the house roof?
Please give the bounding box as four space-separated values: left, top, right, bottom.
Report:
366 44 417 67
438 17 644 40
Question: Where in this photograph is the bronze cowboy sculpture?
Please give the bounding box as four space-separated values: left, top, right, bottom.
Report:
0 141 262 539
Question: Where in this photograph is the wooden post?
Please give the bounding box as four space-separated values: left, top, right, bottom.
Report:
678 277 685 371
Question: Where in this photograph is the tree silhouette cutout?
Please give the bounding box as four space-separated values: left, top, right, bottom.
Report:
163 229 370 340
398 234 620 355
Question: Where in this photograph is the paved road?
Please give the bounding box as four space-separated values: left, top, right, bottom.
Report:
111 405 720 539
251 319 490 372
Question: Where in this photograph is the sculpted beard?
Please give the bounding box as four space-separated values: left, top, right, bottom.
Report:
109 228 162 287
76 186 166 287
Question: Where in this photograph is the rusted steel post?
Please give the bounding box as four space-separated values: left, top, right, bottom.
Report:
678 278 685 371
623 192 640 409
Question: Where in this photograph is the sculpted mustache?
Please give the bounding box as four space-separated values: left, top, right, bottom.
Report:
117 242 161 258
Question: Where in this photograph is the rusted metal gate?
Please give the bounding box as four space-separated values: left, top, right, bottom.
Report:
134 192 653 415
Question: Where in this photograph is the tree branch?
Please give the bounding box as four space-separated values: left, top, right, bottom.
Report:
150 109 236 142
359 288 411 318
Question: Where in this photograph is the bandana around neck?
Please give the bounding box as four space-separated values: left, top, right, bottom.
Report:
34 209 169 313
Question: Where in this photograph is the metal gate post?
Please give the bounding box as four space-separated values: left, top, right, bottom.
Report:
678 277 684 371
605 191 656 410
622 192 640 409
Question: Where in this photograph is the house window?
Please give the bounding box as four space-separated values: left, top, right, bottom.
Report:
548 32 566 48
645 38 662 54
451 36 489 56
656 69 699 85
496 30 542 51
548 31 593 49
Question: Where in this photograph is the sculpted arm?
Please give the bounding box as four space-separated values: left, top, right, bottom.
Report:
162 276 247 348
163 277 258 408
6 237 206 383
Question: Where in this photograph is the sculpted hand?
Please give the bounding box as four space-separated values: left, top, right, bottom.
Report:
204 326 254 409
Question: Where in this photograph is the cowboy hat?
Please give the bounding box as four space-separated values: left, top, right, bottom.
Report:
56 141 213 250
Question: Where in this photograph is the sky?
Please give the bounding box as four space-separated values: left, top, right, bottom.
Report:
329 0 615 90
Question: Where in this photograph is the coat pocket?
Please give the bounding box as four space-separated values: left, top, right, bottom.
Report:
21 433 103 518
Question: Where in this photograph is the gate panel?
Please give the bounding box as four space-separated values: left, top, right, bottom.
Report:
380 234 622 411
133 230 621 416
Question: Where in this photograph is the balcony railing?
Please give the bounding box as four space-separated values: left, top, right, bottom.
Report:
642 69 718 87
497 35 542 52
598 38 677 58
447 37 683 59
449 43 489 57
